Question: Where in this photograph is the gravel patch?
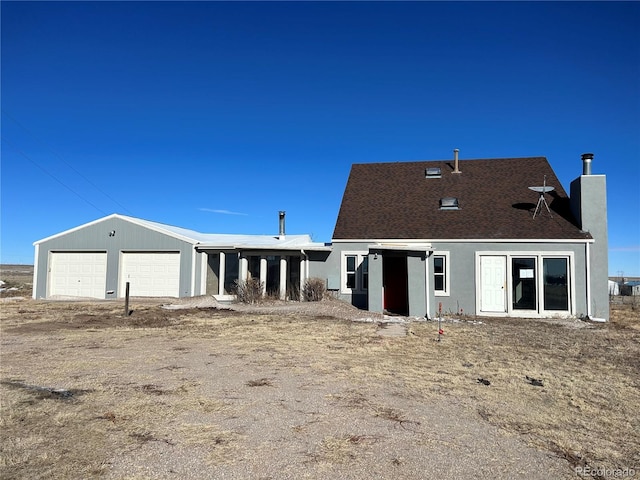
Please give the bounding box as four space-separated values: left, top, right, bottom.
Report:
100 335 572 480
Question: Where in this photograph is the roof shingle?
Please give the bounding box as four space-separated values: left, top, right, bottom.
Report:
332 157 590 240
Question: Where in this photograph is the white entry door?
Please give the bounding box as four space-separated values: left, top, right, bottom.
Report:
480 256 506 312
120 252 180 297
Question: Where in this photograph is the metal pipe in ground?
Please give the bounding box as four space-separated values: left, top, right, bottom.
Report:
438 302 443 342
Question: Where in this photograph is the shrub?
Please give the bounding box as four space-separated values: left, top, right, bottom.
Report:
233 278 264 304
303 277 326 302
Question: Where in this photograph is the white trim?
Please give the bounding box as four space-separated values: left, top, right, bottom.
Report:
369 243 433 251
35 214 120 245
34 214 200 246
333 237 594 244
340 251 369 294
190 250 197 296
433 251 450 297
200 251 207 296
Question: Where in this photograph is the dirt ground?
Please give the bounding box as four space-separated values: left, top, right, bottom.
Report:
1 266 639 479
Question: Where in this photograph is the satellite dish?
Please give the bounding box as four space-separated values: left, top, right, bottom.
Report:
528 175 554 218
528 186 555 194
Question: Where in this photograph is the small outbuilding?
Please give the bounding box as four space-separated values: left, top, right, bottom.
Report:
608 280 619 296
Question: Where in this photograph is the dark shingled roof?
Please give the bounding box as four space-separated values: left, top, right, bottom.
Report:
332 157 591 240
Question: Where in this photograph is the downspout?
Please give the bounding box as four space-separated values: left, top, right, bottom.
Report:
585 241 592 318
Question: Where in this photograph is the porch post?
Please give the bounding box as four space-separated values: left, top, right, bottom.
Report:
239 253 248 282
279 255 287 300
259 256 267 296
218 251 226 296
299 255 306 301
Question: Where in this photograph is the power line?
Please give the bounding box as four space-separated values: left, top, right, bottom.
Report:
1 136 108 216
1 109 134 215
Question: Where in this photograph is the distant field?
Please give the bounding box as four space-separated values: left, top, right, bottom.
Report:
0 265 33 297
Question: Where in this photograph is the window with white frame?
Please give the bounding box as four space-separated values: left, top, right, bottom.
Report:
342 252 368 293
433 252 450 296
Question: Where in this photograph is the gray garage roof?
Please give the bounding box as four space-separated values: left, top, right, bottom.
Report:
34 214 330 251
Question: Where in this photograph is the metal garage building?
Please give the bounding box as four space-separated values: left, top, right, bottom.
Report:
33 214 328 300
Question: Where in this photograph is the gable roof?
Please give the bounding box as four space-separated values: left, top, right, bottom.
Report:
34 214 329 251
332 157 591 241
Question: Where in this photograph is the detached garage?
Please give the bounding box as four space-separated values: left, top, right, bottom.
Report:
33 214 201 299
33 213 329 301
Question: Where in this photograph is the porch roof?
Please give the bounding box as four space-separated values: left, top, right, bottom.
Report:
195 234 331 251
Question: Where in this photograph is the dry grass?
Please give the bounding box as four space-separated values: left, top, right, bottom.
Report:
0 298 638 478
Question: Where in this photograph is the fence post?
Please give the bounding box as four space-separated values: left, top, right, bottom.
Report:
124 282 130 316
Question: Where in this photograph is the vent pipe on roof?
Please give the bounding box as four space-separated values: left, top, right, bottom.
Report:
278 211 286 237
581 153 594 175
453 149 461 174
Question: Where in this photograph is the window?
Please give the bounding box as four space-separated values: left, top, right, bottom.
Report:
342 253 369 293
346 255 357 289
512 258 536 310
433 252 450 296
543 258 569 310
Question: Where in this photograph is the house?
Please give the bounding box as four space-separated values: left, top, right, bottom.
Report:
318 152 608 321
32 212 329 301
32 151 609 321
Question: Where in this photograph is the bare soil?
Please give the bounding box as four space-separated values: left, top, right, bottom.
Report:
1 269 638 479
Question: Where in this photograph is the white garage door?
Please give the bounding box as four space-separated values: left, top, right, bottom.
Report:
120 252 180 297
49 252 107 299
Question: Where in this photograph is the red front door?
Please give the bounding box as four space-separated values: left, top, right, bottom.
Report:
383 255 408 316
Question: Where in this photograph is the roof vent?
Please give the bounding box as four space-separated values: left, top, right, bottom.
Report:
453 148 461 174
425 167 441 178
439 197 459 210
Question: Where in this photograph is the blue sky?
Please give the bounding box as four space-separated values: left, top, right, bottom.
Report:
1 1 639 276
